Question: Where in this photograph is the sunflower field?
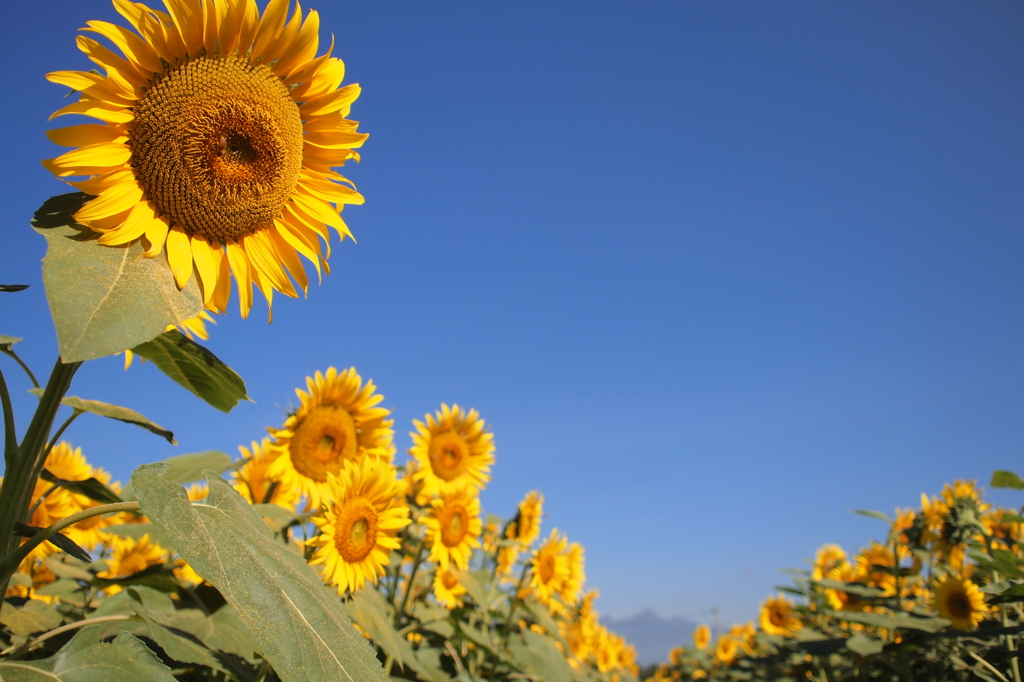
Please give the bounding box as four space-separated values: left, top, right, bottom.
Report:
0 0 640 679
643 475 1024 682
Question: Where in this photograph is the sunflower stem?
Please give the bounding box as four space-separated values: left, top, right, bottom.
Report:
45 410 82 456
0 358 80 597
0 347 39 390
396 540 426 628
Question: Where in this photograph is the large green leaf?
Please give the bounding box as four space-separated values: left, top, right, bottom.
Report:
0 625 174 681
0 600 62 636
131 464 387 682
127 588 224 672
507 630 574 682
117 451 233 503
130 331 247 413
35 204 203 363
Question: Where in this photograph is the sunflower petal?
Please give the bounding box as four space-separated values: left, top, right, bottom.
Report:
142 212 171 257
251 0 290 60
244 229 297 298
292 192 354 241
46 124 126 148
189 233 221 306
166 225 195 289
247 257 274 322
273 8 319 78
225 239 253 318
84 20 165 76
49 98 135 124
299 83 361 117
263 0 304 67
74 177 144 222
269 224 309 294
211 245 232 313
97 200 160 245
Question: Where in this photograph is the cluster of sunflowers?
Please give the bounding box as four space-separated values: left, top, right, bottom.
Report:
3 367 638 681
645 478 1024 681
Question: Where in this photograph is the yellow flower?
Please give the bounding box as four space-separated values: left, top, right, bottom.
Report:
496 544 518 583
530 529 569 609
811 543 847 581
941 479 987 509
855 542 896 594
758 594 801 636
100 534 169 593
984 507 1023 547
231 438 300 510
268 367 394 508
16 478 78 561
693 623 711 650
432 567 466 609
559 541 586 605
307 458 410 594
933 575 989 630
729 622 756 655
423 485 482 570
508 490 543 547
669 646 685 664
43 442 119 551
824 563 869 612
410 404 494 499
44 0 367 320
714 635 739 666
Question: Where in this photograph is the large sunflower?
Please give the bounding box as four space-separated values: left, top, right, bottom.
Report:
268 367 394 508
410 404 495 499
306 458 410 594
933 575 989 630
44 0 367 319
231 437 300 510
423 485 482 570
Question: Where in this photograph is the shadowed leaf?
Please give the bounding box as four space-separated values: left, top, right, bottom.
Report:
131 331 248 413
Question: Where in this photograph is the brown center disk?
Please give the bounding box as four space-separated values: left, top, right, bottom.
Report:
130 56 303 244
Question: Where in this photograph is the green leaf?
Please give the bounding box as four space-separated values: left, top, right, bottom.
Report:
131 331 248 413
853 509 892 523
35 216 204 363
507 630 575 682
204 607 260 664
1002 513 1024 524
159 450 233 484
845 634 884 656
0 624 176 681
454 569 488 610
0 335 22 349
64 395 175 444
0 600 63 636
521 597 570 649
992 470 1024 489
0 285 29 293
131 463 388 682
344 588 415 669
127 588 225 672
814 580 885 597
39 469 123 506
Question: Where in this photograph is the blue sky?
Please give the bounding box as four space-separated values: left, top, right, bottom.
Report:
2 1 1023 629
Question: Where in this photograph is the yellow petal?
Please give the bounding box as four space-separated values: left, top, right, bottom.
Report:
263 0 304 66
46 70 134 106
301 112 360 134
189 234 221 306
83 21 164 76
246 254 274 322
76 35 148 89
49 98 134 124
65 168 136 195
203 0 220 56
166 225 194 289
211 246 232 313
290 53 343 98
303 130 368 150
143 212 171 257
164 0 205 57
295 176 363 206
225 240 253 319
74 178 143 222
235 0 260 56
272 7 319 78
269 224 309 294
292 192 353 241
251 0 290 60
243 229 297 298
299 83 361 117
97 200 159 245
45 141 132 177
46 124 126 148
275 216 323 281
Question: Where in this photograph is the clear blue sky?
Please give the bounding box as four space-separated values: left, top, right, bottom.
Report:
2 1 1023 627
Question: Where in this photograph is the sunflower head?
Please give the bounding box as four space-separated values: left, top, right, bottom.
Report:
508 490 543 548
45 0 368 320
231 438 301 510
432 567 467 609
693 623 711 650
714 635 740 666
410 404 495 499
100 534 169 593
757 594 801 636
529 528 569 610
268 367 394 508
824 563 870 612
933 575 989 630
43 442 120 550
811 543 847 581
306 457 410 594
423 484 482 570
559 541 585 605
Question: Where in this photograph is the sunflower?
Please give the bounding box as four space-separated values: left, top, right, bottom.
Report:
530 529 569 609
306 457 410 594
423 485 482 570
758 594 801 636
44 442 120 551
17 478 78 561
508 490 543 548
268 367 394 508
824 563 869 612
811 543 847 581
44 0 367 320
855 542 896 595
231 438 300 510
410 404 495 499
933 575 989 630
432 567 467 609
496 544 518 583
714 635 740 666
693 623 711 650
100 534 169 593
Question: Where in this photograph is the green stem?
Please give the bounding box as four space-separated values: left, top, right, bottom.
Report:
0 348 39 389
0 368 15 469
0 358 80 596
502 560 531 638
0 501 139 576
3 615 137 658
45 410 82 454
25 481 62 520
396 541 427 627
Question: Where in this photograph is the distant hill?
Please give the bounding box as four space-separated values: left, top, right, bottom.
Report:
603 609 697 665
